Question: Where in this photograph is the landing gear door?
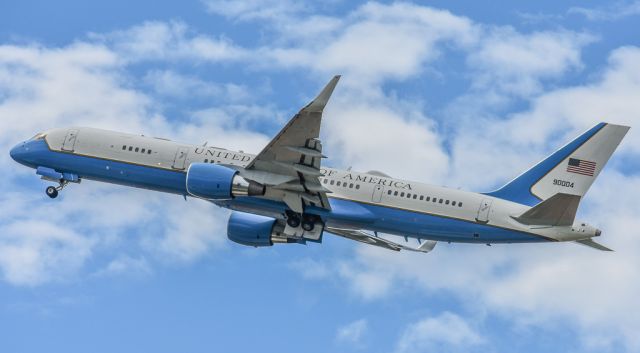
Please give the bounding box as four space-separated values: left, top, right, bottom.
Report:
172 147 190 170
372 185 385 203
476 198 493 223
62 129 78 152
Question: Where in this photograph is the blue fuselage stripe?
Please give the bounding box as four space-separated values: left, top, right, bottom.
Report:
22 140 545 244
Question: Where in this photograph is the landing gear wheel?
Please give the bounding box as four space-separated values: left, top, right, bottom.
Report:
301 215 316 232
286 214 301 228
302 219 315 232
46 186 59 199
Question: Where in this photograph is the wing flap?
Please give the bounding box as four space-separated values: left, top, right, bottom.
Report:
326 227 437 253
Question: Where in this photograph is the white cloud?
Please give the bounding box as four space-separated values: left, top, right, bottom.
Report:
569 1 640 21
336 319 368 346
395 312 484 353
93 21 247 63
288 257 331 280
144 70 250 102
468 28 595 96
324 98 449 182
0 219 93 286
0 35 263 285
94 255 152 277
322 45 640 351
202 0 306 21
261 2 477 82
1 7 638 353
145 198 228 263
447 45 640 191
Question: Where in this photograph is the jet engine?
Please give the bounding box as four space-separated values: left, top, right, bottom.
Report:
227 211 295 247
186 163 264 200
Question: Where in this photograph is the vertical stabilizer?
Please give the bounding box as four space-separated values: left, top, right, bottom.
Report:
486 123 630 206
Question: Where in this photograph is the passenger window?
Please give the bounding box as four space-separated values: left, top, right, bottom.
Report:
205 159 209 163
350 183 354 188
330 180 335 185
413 195 417 199
388 190 392 195
148 150 152 154
128 146 133 151
141 148 146 153
426 197 430 201
337 181 341 186
135 147 139 152
433 198 437 203
439 199 443 203
401 192 405 197
406 193 411 198
459 202 463 207
323 179 328 184
355 184 360 189
446 200 450 205
419 196 424 200
452 201 456 206
394 191 398 196
122 145 126 150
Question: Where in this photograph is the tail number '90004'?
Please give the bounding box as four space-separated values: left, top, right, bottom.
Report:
553 179 574 188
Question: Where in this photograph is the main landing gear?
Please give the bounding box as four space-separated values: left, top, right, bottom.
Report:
286 211 318 231
45 180 68 199
284 210 323 241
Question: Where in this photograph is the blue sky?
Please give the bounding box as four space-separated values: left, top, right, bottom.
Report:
1 1 640 352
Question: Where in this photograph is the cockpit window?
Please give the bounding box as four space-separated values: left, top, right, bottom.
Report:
31 132 47 140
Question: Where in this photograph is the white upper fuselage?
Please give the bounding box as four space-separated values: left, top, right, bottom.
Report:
16 127 600 244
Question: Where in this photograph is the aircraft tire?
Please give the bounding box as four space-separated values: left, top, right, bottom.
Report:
46 186 58 199
286 214 300 228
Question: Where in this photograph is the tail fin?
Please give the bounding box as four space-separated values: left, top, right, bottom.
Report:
486 123 630 206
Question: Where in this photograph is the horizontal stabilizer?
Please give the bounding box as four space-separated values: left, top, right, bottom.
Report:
513 193 581 226
575 239 613 251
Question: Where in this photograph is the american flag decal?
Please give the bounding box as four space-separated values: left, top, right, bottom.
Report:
567 158 596 176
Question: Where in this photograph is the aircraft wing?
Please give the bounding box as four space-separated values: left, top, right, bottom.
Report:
242 76 340 212
326 226 437 253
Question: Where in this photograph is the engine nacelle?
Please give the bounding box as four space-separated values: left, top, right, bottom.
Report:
186 163 264 200
227 212 282 247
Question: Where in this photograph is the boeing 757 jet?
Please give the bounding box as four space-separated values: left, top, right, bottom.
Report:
10 76 630 252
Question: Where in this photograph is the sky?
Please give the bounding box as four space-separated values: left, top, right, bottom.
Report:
1 1 640 352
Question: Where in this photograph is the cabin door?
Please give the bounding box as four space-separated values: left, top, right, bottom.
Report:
61 129 78 152
372 185 385 203
172 147 190 170
476 198 493 223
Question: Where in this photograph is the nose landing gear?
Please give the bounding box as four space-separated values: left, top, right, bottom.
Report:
45 186 58 198
45 180 69 199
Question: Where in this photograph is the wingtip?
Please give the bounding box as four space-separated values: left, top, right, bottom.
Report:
305 75 341 112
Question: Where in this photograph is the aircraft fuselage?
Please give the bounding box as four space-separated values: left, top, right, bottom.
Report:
10 127 599 246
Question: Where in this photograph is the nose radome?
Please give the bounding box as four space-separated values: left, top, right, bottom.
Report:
9 144 20 162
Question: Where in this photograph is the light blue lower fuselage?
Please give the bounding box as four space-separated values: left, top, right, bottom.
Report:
14 139 546 244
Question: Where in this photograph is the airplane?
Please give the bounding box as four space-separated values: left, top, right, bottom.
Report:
10 76 630 253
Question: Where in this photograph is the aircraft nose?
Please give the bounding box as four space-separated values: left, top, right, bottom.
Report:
9 143 23 162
